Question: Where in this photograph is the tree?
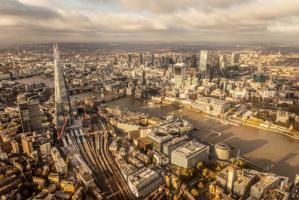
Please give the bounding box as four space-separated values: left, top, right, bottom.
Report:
191 188 199 197
215 166 221 172
198 182 204 189
181 168 194 179
173 195 179 200
237 159 245 168
196 161 204 171
202 168 209 177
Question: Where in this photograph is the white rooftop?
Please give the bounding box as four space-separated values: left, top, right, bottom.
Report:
173 139 208 158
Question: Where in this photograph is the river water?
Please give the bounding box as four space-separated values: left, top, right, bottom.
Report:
16 76 299 180
107 98 299 180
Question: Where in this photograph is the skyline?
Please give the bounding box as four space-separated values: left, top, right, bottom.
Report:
1 0 299 46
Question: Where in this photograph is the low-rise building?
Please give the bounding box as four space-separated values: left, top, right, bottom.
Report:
250 174 281 199
128 167 163 198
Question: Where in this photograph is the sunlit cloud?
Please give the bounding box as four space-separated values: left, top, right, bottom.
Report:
0 0 299 45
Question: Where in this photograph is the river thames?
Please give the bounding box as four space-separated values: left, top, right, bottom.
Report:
107 98 299 180
17 77 299 180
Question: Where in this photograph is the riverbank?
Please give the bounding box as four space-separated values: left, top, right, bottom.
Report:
160 99 299 141
107 97 299 180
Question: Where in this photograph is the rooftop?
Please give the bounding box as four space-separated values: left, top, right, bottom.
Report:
164 135 189 147
173 139 209 158
148 132 173 143
128 167 159 190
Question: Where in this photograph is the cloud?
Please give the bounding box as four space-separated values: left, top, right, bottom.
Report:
0 0 60 19
0 0 299 45
119 0 251 13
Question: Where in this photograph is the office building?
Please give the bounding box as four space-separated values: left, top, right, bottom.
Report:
128 167 163 197
139 53 143 65
216 167 257 197
173 63 186 87
171 139 210 168
231 53 240 66
234 171 257 197
191 54 197 68
193 97 231 116
11 140 20 154
151 53 155 65
40 142 51 155
51 147 61 162
21 134 34 156
148 132 173 152
199 50 209 71
128 53 132 66
18 100 43 133
250 175 280 199
162 135 190 158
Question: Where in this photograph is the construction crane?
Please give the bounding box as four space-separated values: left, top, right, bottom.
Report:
57 116 68 140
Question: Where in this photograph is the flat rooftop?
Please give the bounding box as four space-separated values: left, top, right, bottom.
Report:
173 139 209 158
128 167 159 189
164 135 189 147
148 132 173 143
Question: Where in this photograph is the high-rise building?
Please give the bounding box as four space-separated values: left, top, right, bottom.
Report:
199 50 209 71
151 53 155 65
128 53 132 66
173 63 186 87
18 100 43 133
139 53 143 65
191 54 197 68
53 44 72 131
231 53 240 66
219 55 228 77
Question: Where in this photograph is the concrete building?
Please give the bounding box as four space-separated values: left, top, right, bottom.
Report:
51 147 61 162
227 166 237 192
199 50 209 72
128 167 163 197
18 100 43 133
148 132 173 152
10 140 20 154
162 135 190 158
191 54 197 68
173 63 186 87
250 175 281 199
153 151 169 166
231 53 240 66
54 158 67 175
193 97 231 116
216 167 258 197
40 142 51 155
21 134 34 156
215 143 231 161
234 171 257 197
171 139 210 168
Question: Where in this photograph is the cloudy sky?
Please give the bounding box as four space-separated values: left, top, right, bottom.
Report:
1 0 299 45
